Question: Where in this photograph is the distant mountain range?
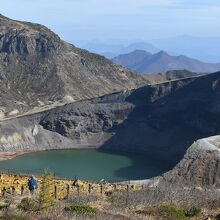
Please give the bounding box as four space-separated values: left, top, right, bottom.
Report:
149 35 220 63
112 50 220 74
79 36 220 63
81 42 159 59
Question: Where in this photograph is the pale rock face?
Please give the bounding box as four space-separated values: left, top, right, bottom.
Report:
162 135 220 187
37 100 45 106
63 95 76 103
0 136 7 145
0 132 23 150
8 109 19 116
32 125 39 136
0 110 5 119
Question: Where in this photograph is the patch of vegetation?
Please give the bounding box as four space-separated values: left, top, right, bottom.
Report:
64 204 97 217
159 205 201 220
184 206 201 217
159 205 186 220
38 170 56 210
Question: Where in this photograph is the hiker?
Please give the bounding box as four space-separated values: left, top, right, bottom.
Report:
28 175 38 195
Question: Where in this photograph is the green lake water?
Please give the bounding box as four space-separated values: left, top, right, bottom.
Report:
0 149 172 182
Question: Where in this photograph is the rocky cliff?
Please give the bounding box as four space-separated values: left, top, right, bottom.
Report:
0 15 149 118
161 135 220 187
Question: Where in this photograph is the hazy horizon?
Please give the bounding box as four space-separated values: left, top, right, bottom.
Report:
1 0 220 62
1 0 220 44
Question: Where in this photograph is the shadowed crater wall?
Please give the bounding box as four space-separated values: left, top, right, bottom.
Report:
1 72 220 182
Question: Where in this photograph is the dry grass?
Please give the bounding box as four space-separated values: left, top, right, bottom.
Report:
0 174 219 219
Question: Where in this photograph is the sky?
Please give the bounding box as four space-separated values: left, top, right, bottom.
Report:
1 0 220 45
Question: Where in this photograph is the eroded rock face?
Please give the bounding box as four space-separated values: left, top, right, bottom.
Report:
0 91 134 152
161 136 220 187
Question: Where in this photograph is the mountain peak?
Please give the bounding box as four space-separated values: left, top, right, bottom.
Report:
0 15 62 54
156 50 170 56
0 14 8 19
112 49 220 74
131 49 152 56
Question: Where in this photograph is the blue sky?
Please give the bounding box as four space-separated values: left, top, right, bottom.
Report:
1 0 220 44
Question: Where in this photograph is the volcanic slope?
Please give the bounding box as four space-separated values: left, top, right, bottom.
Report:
0 14 149 118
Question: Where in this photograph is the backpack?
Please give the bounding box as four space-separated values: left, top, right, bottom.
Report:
28 178 38 190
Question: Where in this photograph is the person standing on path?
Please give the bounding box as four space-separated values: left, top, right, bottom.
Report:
28 175 38 195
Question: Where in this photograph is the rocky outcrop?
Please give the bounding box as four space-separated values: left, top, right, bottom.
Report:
160 135 220 187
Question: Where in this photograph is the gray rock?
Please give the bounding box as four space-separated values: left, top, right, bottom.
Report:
161 135 220 187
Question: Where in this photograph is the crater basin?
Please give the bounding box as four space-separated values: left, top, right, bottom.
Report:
0 149 173 182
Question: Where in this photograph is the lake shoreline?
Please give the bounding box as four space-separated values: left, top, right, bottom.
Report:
0 148 171 182
0 146 100 161
0 150 35 161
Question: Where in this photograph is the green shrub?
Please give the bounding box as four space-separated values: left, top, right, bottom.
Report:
184 206 201 217
159 205 186 220
64 204 97 217
159 205 201 219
